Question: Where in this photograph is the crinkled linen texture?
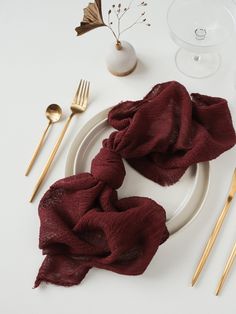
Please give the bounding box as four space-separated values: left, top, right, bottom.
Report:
108 81 236 185
35 81 236 287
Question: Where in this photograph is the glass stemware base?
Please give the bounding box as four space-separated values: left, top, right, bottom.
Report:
175 48 221 79
167 0 235 79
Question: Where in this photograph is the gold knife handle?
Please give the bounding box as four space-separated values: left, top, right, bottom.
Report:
25 121 52 176
216 241 236 295
192 199 232 286
192 169 236 286
30 113 74 202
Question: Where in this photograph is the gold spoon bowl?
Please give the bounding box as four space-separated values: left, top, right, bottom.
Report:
25 104 62 176
46 104 62 123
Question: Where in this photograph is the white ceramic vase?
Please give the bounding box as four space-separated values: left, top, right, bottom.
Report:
106 41 137 77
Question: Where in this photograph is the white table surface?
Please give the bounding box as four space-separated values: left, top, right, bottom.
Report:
1 0 236 313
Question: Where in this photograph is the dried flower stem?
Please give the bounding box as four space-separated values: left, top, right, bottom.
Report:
75 1 150 42
105 1 150 44
119 13 144 36
119 0 134 19
107 25 119 42
107 10 119 41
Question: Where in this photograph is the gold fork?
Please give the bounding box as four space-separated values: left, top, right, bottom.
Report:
30 80 90 202
192 169 236 286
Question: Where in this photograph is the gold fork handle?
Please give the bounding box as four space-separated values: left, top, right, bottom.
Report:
192 198 232 286
25 121 52 176
30 113 74 202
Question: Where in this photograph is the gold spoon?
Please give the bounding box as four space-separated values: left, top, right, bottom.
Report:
25 104 62 176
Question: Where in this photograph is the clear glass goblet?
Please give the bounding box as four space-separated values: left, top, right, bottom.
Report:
167 0 235 78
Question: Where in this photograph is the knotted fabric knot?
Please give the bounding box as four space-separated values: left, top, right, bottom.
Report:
91 147 125 189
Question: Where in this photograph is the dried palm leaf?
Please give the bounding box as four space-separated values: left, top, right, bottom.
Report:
75 0 106 36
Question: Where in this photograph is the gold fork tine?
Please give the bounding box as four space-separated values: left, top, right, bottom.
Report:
82 81 89 108
83 82 90 108
79 80 86 107
30 80 90 202
191 169 236 286
72 80 82 104
215 241 236 296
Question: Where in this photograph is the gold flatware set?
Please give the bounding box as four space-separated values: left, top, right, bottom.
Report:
192 169 236 295
26 79 90 202
26 79 236 295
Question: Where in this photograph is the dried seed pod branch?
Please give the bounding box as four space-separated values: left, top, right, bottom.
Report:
107 1 151 41
75 0 150 45
119 12 145 37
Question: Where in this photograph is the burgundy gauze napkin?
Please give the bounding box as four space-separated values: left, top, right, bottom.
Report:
35 81 236 287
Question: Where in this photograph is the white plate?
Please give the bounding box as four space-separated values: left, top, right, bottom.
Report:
65 108 210 236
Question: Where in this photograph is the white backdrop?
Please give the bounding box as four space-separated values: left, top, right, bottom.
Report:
1 0 236 313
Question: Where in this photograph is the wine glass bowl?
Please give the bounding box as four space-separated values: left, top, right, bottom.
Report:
167 0 236 78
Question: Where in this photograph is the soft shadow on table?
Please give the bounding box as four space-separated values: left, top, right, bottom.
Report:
143 169 236 284
144 237 195 280
132 59 149 77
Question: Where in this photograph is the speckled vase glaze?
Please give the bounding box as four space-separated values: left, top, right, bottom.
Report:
106 41 137 76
